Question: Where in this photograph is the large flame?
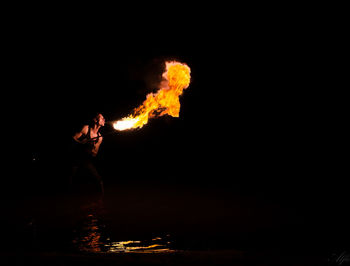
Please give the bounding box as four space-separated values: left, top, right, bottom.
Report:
113 61 191 131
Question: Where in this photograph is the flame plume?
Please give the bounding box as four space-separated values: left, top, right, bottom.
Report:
113 61 191 131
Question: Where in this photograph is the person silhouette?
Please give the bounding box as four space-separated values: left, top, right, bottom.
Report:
70 113 105 195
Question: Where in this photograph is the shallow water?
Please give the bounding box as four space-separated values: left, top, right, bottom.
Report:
1 182 349 261
72 209 175 254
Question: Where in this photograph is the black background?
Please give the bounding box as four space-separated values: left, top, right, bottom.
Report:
6 22 346 190
2 6 348 257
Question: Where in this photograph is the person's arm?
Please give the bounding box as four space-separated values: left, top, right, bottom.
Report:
91 134 103 156
72 125 89 144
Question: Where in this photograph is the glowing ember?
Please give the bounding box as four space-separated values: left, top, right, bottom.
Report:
113 61 191 131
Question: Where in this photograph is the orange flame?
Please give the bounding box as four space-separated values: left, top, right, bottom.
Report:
113 61 191 131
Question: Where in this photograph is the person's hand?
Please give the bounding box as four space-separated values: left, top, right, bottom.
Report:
97 136 103 144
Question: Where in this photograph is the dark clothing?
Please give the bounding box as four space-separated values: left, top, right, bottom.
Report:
70 158 102 183
69 126 103 193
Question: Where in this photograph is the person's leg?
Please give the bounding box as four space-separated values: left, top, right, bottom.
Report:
85 161 104 195
69 165 79 186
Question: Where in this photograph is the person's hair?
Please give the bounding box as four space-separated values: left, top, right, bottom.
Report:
89 112 103 126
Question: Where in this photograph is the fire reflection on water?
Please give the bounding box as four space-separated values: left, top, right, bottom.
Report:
105 240 173 253
72 214 102 253
73 213 174 253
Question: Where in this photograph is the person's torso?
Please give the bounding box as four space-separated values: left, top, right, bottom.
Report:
76 126 100 157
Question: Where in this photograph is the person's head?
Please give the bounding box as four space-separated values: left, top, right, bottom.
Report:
92 113 105 127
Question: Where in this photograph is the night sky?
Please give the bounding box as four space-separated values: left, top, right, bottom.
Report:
3 13 348 262
8 30 345 192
